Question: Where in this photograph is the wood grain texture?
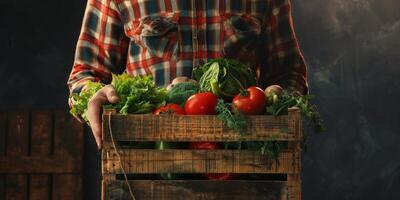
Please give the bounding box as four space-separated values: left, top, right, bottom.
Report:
54 110 84 159
287 111 302 200
102 149 300 174
5 175 27 200
53 110 84 200
52 174 82 200
0 110 85 200
30 175 50 200
6 112 29 156
104 180 288 200
0 156 80 173
5 112 29 200
102 108 301 143
30 111 52 200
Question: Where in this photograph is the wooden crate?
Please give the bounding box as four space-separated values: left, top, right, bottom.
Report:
0 110 84 200
102 108 302 200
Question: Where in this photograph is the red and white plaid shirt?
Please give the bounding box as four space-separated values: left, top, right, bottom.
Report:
68 0 308 105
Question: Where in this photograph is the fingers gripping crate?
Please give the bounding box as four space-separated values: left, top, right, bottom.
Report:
101 108 302 200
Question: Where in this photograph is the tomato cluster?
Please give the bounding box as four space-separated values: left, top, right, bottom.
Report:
153 85 281 180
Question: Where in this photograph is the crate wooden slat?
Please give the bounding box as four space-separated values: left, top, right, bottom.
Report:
104 180 288 200
102 108 301 142
102 149 299 174
102 107 302 200
0 110 84 200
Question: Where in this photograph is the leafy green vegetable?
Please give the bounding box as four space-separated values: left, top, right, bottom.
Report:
216 99 247 134
215 89 325 160
213 99 247 150
265 90 325 152
266 91 325 134
69 81 104 121
193 58 257 99
167 82 199 107
108 74 168 114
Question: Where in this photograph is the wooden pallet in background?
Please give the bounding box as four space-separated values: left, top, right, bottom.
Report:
0 110 84 200
102 108 302 200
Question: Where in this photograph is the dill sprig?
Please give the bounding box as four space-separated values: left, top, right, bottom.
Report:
215 99 247 135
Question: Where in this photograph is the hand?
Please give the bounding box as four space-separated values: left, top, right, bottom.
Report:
87 85 120 149
166 76 197 91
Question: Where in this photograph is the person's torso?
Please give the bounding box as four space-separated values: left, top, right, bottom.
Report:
115 0 269 85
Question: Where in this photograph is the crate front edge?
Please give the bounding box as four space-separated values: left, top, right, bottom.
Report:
102 107 302 142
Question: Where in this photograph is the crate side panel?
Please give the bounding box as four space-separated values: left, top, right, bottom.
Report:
103 114 295 142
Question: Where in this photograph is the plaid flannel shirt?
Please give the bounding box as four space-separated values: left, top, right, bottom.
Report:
68 0 308 106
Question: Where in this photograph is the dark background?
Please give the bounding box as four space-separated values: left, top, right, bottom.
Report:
1 0 399 199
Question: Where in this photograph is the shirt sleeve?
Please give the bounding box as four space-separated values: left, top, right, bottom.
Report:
67 0 129 108
260 0 309 95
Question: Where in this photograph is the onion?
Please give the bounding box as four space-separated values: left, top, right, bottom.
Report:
264 85 283 105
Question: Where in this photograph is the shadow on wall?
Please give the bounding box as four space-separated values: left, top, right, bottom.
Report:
292 0 400 200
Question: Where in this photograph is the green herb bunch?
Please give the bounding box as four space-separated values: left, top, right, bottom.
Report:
266 91 325 134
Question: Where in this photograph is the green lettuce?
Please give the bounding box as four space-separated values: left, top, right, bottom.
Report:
193 58 257 100
69 81 104 121
108 74 168 114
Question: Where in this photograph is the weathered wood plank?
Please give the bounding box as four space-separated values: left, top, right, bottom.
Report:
29 111 52 200
54 110 84 159
5 112 29 200
6 112 29 156
287 174 301 200
102 109 300 142
5 175 27 200
53 110 84 200
30 175 50 200
102 149 299 174
104 180 288 200
0 156 80 173
287 109 302 200
30 111 52 155
52 174 82 200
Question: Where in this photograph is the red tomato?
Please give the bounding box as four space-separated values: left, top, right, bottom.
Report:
189 142 234 180
153 104 186 115
185 92 218 115
188 142 220 149
205 173 234 180
232 87 267 115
